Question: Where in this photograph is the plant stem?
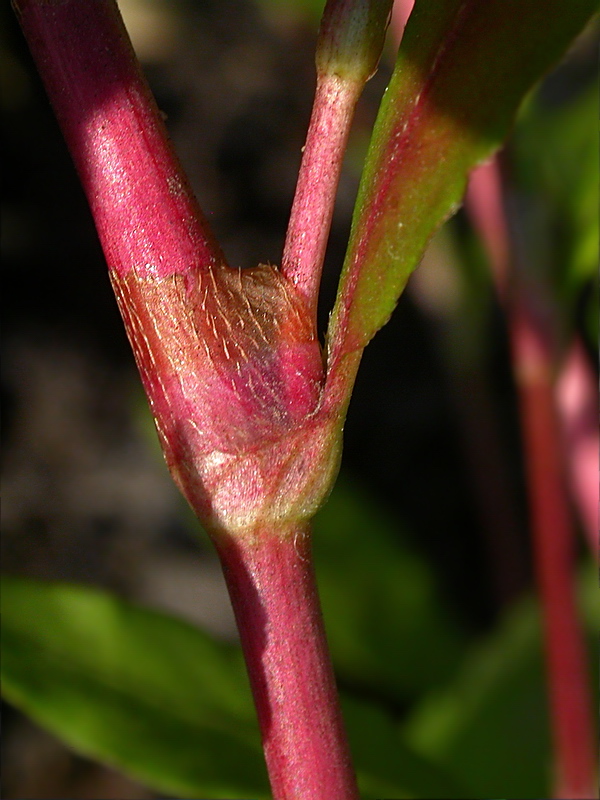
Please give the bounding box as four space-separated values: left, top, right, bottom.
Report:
556 339 599 557
465 160 510 299
282 0 393 323
466 159 597 799
14 0 224 282
389 0 414 48
15 4 357 795
215 524 359 800
282 73 361 321
511 303 597 799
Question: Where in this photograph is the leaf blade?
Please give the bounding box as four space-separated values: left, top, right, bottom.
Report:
327 0 598 383
1 576 270 799
2 574 470 799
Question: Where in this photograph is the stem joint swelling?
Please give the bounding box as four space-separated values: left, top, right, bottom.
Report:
111 257 343 537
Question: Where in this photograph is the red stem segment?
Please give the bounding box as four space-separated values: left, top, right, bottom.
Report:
511 305 597 799
466 160 597 799
556 339 599 557
282 74 361 322
15 0 224 282
216 526 359 800
282 0 393 323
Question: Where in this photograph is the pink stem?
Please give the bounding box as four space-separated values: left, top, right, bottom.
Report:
466 160 597 798
389 0 415 48
467 159 599 558
556 339 599 556
216 525 359 800
465 160 510 298
15 0 224 283
16 4 357 795
511 306 597 799
282 73 361 322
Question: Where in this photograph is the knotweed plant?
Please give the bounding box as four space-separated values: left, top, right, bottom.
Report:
6 0 597 797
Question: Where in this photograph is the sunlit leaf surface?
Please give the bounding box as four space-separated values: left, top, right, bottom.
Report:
328 0 598 394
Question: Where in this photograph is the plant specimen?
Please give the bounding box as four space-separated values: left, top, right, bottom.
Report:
3 0 597 798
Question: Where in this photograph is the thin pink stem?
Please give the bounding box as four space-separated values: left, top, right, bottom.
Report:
215 525 359 800
15 0 225 282
282 73 361 322
467 159 598 559
466 159 597 798
511 306 597 799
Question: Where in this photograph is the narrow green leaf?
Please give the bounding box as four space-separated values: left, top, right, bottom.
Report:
1 577 270 800
327 0 598 388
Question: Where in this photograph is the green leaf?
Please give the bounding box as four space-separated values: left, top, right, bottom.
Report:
327 0 598 393
512 76 599 300
402 567 598 798
314 477 466 704
343 694 468 798
1 576 270 799
2 574 470 800
403 600 551 796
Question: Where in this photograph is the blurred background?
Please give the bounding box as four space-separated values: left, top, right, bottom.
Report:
1 0 597 797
